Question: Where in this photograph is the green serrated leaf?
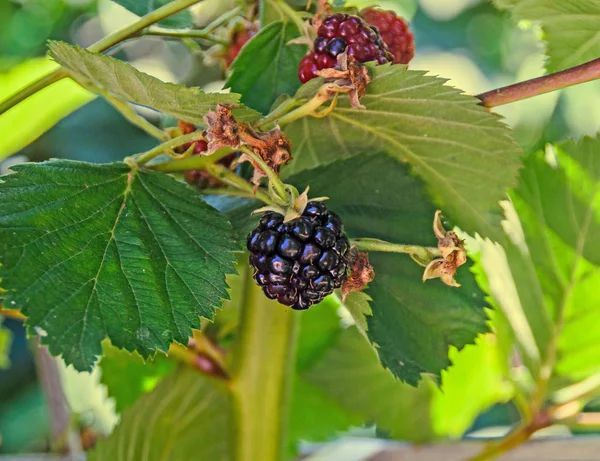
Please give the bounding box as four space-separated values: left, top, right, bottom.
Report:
48 41 260 125
90 367 233 461
478 135 600 410
496 0 600 72
290 153 489 385
0 58 95 161
509 136 600 384
304 325 439 442
226 21 308 115
342 291 371 336
0 160 238 371
283 65 522 240
113 0 193 28
431 334 514 437
99 343 175 413
0 318 12 369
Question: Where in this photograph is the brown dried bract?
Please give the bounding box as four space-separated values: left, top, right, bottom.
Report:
341 248 375 300
422 210 467 287
311 0 332 31
238 126 293 187
204 104 242 154
177 120 196 134
315 54 371 108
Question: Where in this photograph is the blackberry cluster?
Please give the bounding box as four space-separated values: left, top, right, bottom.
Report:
298 13 394 83
247 202 350 310
361 8 415 65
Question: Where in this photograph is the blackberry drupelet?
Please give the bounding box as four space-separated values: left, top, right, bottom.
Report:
247 202 350 310
298 13 394 83
361 8 415 65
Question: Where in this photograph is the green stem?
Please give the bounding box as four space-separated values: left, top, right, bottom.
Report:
275 0 307 32
105 95 168 141
0 0 204 117
134 131 206 165
150 148 232 172
239 145 288 203
230 271 299 461
207 164 275 205
143 5 242 44
276 83 339 126
351 238 441 259
202 188 271 203
143 28 228 45
0 70 67 116
466 414 551 461
256 97 301 129
88 0 205 53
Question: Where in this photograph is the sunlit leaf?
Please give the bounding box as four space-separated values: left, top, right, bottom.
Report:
0 58 95 160
0 318 12 369
495 0 600 72
283 65 522 240
48 41 260 126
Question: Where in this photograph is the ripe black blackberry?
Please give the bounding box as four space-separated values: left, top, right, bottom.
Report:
247 201 350 310
298 13 394 83
361 8 415 65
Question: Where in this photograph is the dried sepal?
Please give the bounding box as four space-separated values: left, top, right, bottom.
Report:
341 248 375 300
422 210 466 287
315 53 371 109
204 104 242 154
238 125 293 187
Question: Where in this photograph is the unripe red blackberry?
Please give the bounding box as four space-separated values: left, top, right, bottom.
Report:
226 24 257 67
299 13 394 83
247 202 350 310
361 8 415 65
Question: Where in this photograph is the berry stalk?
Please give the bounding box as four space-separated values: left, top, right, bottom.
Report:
351 238 441 266
239 145 289 203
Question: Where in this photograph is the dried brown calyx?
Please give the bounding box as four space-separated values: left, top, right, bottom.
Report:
341 248 375 300
204 104 242 154
238 125 293 187
422 210 467 287
204 104 293 187
315 53 371 108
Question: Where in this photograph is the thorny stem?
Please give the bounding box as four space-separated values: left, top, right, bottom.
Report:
0 0 204 117
238 145 288 204
476 57 600 108
351 238 441 266
134 131 206 165
105 95 169 141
